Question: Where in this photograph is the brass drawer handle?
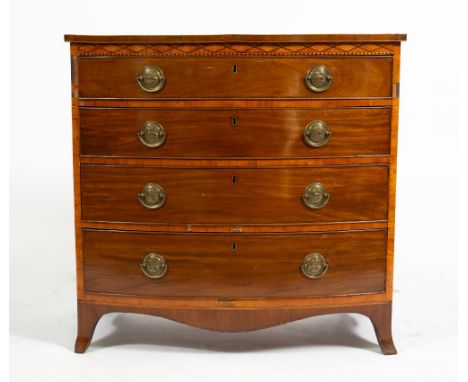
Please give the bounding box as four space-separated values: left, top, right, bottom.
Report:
141 253 167 279
305 65 333 92
137 65 165 93
138 121 166 148
301 252 328 279
302 182 329 209
138 183 166 209
304 120 331 147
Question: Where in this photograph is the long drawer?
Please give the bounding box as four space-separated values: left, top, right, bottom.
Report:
80 107 391 159
80 165 388 225
83 229 387 298
78 56 392 99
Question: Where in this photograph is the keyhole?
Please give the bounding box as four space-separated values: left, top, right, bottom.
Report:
232 175 237 184
232 241 237 250
232 64 237 73
231 116 238 126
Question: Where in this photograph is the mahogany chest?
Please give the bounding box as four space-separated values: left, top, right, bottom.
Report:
65 34 406 354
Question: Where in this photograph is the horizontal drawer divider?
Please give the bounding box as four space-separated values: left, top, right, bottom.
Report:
80 292 389 309
80 221 388 233
79 157 391 167
78 99 395 108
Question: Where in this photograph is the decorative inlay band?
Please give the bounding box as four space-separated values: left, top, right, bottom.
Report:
77 43 395 56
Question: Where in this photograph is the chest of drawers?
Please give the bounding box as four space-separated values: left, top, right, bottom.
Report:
65 34 406 354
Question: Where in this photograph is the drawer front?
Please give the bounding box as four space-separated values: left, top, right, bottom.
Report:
80 107 391 159
83 229 387 298
78 57 392 99
81 165 388 224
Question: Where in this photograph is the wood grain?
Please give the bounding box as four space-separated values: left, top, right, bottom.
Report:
80 107 391 159
75 300 396 354
79 156 391 167
70 44 85 301
78 99 393 108
83 229 387 298
65 34 407 43
80 221 388 233
80 165 389 225
78 56 392 99
82 290 388 309
386 45 402 299
66 34 404 354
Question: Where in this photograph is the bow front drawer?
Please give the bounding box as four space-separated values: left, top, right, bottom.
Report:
78 56 392 99
80 107 391 159
83 229 387 298
80 165 388 225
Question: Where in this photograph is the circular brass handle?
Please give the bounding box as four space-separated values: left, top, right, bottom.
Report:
301 252 328 279
304 120 331 147
141 253 167 279
302 182 329 209
137 65 165 93
138 121 166 148
138 183 166 209
305 65 333 93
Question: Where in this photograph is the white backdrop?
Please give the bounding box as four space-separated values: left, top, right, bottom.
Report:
10 0 459 381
